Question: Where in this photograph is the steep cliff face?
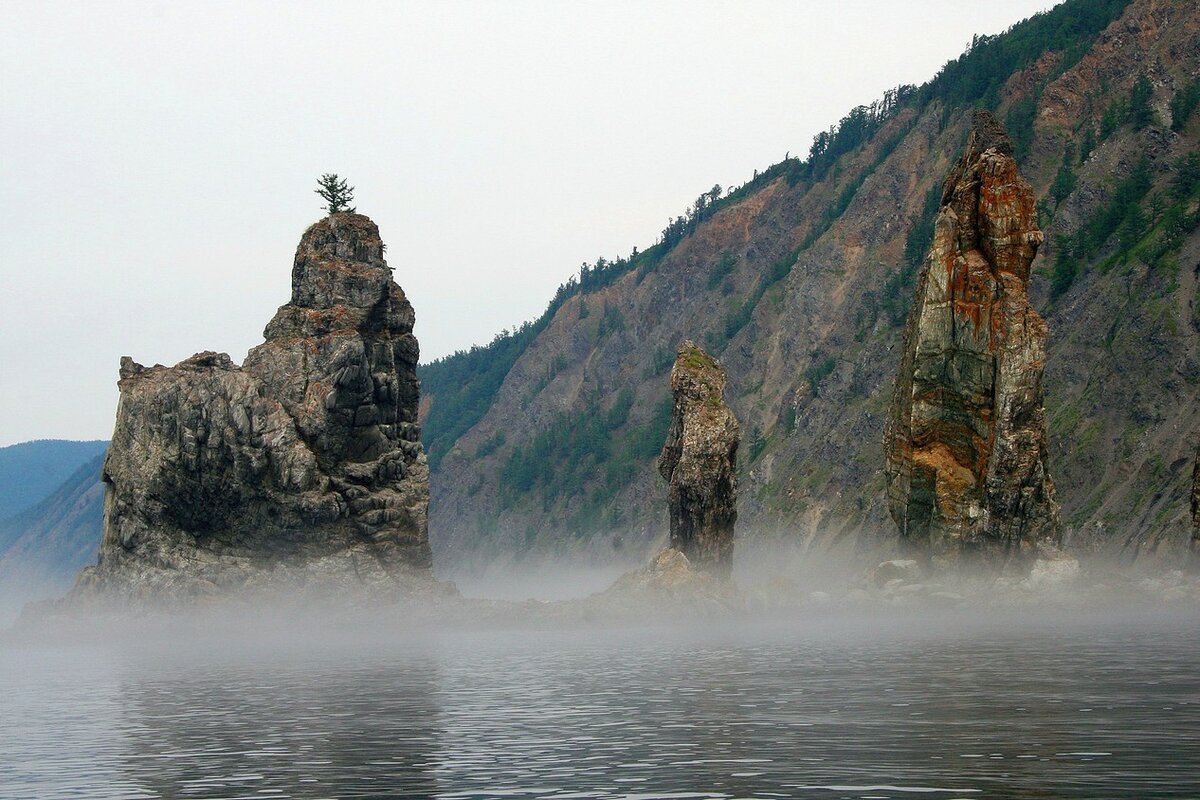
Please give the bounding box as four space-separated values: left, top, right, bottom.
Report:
884 111 1058 570
76 214 432 601
424 0 1198 570
658 342 740 577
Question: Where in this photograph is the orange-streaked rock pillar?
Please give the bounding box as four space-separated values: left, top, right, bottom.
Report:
884 110 1059 571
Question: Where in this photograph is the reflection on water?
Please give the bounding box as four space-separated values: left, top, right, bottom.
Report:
119 654 443 798
2 611 1198 799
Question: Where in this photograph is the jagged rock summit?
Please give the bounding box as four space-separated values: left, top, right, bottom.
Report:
884 109 1060 572
658 341 740 579
73 213 434 603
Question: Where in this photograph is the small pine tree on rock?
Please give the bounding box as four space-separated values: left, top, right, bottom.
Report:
315 173 356 214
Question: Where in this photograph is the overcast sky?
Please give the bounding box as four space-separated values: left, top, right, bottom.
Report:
1 0 1056 446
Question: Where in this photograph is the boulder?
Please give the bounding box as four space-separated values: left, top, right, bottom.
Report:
872 559 923 587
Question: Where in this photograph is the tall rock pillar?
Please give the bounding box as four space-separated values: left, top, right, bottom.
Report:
1191 443 1199 560
658 341 740 578
76 213 432 601
884 110 1059 571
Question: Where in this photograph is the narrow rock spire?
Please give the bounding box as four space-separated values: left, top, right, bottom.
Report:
883 110 1059 571
1191 443 1199 557
658 341 740 578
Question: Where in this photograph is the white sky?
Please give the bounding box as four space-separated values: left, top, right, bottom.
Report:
1 0 1056 446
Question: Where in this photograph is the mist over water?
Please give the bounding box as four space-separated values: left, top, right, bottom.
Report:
4 581 1200 800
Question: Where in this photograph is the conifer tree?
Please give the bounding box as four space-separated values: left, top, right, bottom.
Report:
315 173 356 214
1129 75 1156 129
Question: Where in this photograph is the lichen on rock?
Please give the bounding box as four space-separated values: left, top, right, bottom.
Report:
658 341 740 578
883 109 1060 572
73 213 434 603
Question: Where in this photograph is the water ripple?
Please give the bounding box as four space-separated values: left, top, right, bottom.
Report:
1 614 1198 799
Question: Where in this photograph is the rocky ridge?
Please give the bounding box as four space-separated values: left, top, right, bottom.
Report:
425 0 1200 571
73 214 434 603
658 342 740 577
884 110 1060 571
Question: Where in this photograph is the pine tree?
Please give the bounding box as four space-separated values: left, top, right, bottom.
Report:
1050 143 1077 204
1079 125 1096 164
1129 75 1155 129
1169 80 1200 132
315 173 356 214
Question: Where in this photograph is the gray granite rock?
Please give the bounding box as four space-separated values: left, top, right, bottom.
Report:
71 214 434 605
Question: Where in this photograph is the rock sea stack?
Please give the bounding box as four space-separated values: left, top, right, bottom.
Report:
883 110 1060 572
1192 444 1199 556
73 214 433 603
658 341 740 578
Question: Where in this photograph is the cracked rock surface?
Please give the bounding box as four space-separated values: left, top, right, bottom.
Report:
884 110 1060 572
72 214 434 603
658 341 740 579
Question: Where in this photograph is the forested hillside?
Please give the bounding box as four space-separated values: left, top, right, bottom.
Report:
420 0 1200 571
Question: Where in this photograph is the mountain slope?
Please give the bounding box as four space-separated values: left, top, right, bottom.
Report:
0 439 107 522
422 0 1200 571
0 452 105 620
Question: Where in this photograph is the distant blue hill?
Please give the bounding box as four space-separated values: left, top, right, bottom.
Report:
0 451 106 623
0 439 108 521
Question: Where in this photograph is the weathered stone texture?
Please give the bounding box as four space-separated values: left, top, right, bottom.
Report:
658 341 740 578
75 214 432 601
884 110 1060 571
1192 444 1199 547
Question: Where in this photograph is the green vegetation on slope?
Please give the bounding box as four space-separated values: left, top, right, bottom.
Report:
916 0 1131 111
421 0 1135 475
1051 149 1200 302
499 392 673 532
1170 79 1200 131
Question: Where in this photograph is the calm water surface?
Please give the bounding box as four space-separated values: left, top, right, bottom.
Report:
2 610 1198 799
